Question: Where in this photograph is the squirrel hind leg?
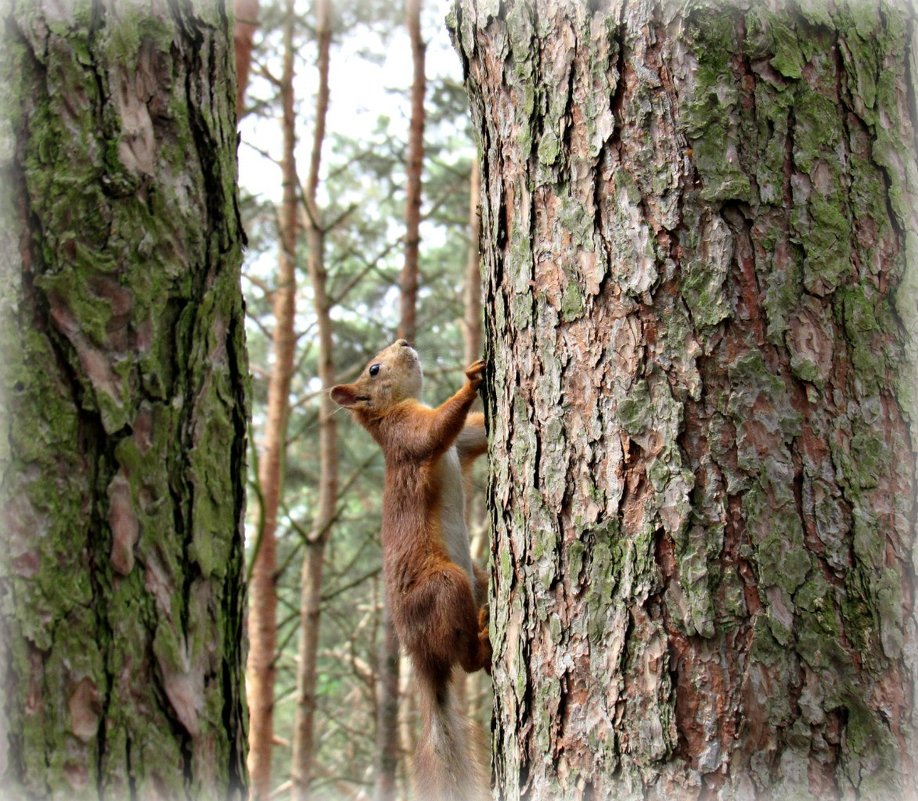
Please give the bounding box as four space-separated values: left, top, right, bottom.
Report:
457 622 491 675
401 562 487 674
472 563 488 609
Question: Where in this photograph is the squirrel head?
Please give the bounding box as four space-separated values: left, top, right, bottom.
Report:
331 339 423 415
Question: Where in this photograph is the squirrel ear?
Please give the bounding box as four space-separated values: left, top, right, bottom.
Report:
330 384 358 407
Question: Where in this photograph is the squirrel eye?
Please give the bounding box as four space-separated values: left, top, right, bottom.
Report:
369 364 381 377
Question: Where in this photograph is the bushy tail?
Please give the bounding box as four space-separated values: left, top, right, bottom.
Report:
413 671 488 801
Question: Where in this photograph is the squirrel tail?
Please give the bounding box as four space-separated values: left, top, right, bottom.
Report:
413 668 488 801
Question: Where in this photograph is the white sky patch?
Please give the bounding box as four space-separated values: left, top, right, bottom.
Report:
237 0 467 210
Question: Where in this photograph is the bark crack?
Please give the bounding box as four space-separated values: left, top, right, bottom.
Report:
833 29 869 288
606 2 628 156
904 10 918 156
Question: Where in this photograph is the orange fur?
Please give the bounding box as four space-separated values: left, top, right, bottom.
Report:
331 340 490 801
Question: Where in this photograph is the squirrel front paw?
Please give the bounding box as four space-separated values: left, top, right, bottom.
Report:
465 359 486 390
476 606 492 674
478 627 493 675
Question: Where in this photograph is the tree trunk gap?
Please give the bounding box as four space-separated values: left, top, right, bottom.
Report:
451 1 918 799
461 158 491 721
0 0 249 797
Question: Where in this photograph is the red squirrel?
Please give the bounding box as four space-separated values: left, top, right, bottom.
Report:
331 339 490 801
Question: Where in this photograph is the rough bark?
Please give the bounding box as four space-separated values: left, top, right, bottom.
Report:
246 0 299 794
452 1 918 799
290 0 335 798
0 1 249 798
233 0 260 117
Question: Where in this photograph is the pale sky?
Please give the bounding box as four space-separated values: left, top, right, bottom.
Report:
237 0 471 210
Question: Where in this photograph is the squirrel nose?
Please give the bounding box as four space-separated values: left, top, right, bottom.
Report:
396 339 412 349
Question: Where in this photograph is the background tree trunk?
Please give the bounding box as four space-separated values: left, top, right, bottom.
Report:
373 604 401 801
0 1 248 797
399 0 426 343
291 0 336 797
233 0 260 117
453 1 917 798
247 0 299 794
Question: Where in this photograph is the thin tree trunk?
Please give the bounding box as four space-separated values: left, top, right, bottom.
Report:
233 0 260 117
399 0 426 344
397 652 417 780
372 603 401 801
0 2 248 797
290 0 335 797
290 542 328 801
453 1 917 798
247 0 299 795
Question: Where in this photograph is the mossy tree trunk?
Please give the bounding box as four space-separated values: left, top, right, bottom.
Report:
452 1 917 798
0 1 248 798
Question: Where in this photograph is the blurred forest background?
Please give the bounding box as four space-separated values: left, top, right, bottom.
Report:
234 1 487 798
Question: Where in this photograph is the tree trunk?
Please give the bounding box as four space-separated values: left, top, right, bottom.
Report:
0 1 249 798
233 0 260 117
290 0 335 796
399 0 426 345
247 0 299 794
452 1 917 798
372 603 401 801
290 542 328 801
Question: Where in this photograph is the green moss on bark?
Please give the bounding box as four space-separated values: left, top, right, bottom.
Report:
1 3 248 797
683 13 753 203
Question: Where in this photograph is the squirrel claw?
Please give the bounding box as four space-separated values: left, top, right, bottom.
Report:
478 628 492 675
465 359 486 388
